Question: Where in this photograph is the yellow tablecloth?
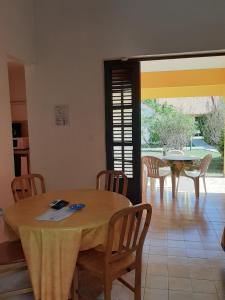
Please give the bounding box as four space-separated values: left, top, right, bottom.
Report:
4 189 130 300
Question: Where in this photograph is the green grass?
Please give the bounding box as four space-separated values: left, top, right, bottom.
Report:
141 148 224 176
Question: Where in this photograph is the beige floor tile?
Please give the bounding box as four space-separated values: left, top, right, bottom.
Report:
186 249 207 259
144 288 168 300
191 279 217 293
167 233 184 241
167 247 187 257
150 232 168 240
147 263 168 276
150 239 168 247
167 256 188 265
148 255 168 264
145 274 168 289
187 258 211 267
168 264 190 278
168 240 186 248
169 290 194 300
169 277 192 292
211 268 225 281
202 242 222 251
193 293 219 300
214 280 225 295
185 241 204 249
149 246 168 255
218 293 225 300
189 265 214 280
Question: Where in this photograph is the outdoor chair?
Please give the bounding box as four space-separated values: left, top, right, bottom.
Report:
96 170 128 196
11 173 46 202
77 203 152 300
176 154 212 199
0 211 32 298
142 156 171 200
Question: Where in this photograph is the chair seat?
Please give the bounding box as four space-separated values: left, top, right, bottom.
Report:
147 167 171 178
0 241 25 266
183 170 201 178
77 249 136 279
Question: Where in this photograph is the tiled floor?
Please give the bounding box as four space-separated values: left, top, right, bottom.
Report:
2 178 225 300
103 179 225 300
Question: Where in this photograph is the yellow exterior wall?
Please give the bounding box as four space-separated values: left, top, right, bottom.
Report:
141 84 225 99
141 68 225 100
141 68 225 89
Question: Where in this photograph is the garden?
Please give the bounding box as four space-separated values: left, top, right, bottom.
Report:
141 98 225 176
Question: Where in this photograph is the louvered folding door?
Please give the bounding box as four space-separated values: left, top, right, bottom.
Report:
104 60 141 204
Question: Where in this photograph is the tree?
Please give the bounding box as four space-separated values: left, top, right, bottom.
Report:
197 97 224 156
141 100 195 149
152 111 195 149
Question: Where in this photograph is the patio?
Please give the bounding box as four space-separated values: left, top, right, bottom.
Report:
149 176 225 194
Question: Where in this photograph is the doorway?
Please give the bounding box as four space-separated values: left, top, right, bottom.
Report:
104 52 225 203
7 61 30 177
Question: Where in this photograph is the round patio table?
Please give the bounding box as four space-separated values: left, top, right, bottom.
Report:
4 189 130 300
162 155 201 198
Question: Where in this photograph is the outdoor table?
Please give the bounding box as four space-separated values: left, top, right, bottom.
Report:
162 155 201 198
4 189 130 300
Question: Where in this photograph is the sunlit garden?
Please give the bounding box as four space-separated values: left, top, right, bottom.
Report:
141 98 224 176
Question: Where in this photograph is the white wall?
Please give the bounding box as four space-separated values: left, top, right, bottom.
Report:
0 0 35 63
29 0 225 191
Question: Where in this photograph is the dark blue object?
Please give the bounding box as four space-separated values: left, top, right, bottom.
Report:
69 203 86 211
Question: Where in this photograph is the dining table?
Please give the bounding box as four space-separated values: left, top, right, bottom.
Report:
4 189 130 300
162 155 201 198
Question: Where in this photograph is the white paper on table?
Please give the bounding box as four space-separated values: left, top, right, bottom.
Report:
36 207 74 221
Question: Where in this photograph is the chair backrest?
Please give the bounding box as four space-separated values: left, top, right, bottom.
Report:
104 204 152 265
199 154 212 175
11 174 46 202
96 170 128 196
167 149 184 155
142 156 166 178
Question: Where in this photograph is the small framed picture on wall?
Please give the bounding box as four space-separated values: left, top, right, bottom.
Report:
54 104 69 126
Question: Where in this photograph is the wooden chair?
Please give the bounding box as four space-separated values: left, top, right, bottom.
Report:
11 173 46 202
142 156 171 200
77 203 152 300
0 212 32 298
177 154 212 199
96 170 128 196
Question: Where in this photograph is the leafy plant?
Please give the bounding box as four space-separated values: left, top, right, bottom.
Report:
196 97 225 156
141 100 195 149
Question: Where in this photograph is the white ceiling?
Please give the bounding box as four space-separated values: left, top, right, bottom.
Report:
141 56 225 72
